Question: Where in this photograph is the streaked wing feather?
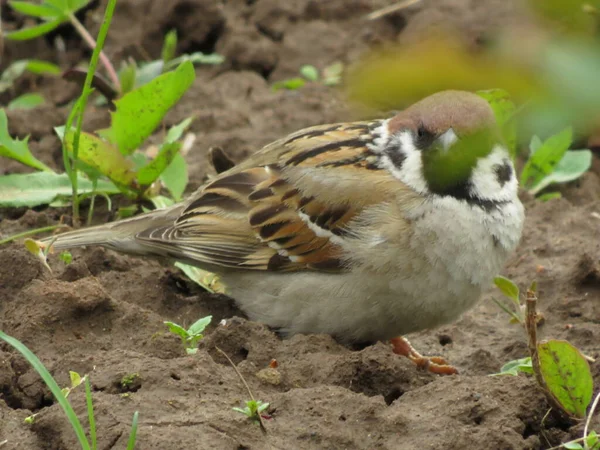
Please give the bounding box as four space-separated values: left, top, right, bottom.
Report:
135 120 394 272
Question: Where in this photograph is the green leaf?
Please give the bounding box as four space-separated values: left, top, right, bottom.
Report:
538 340 593 418
69 370 82 388
9 1 61 18
6 18 66 40
521 127 573 190
59 251 73 264
272 77 306 91
322 61 344 86
187 316 212 336
165 117 193 144
25 60 61 75
494 276 519 301
102 61 195 155
529 135 543 156
164 321 189 339
162 29 178 65
492 357 533 376
476 89 517 158
0 172 119 207
137 142 181 186
165 52 224 71
119 62 137 95
563 442 584 450
63 130 137 187
134 61 164 88
149 195 175 210
0 110 54 172
300 65 319 81
161 153 188 200
530 150 592 195
8 93 46 110
537 192 562 202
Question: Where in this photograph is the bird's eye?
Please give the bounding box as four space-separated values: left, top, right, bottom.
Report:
415 125 436 149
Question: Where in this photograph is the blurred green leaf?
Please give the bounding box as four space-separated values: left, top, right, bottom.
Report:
323 61 344 86
101 61 195 155
161 153 188 201
24 60 61 75
521 127 573 190
0 110 54 172
537 192 562 202
476 89 517 158
529 150 592 195
162 30 178 66
538 340 593 418
188 316 212 336
300 65 319 82
8 93 46 110
0 172 119 207
163 321 188 339
6 18 65 40
59 251 73 265
119 62 137 95
494 275 520 301
272 77 306 91
137 142 181 186
492 357 533 376
9 1 60 17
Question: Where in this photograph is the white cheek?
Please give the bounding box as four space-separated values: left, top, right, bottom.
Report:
469 145 517 202
384 131 429 194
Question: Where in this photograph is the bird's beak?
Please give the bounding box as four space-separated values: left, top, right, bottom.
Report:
439 128 458 151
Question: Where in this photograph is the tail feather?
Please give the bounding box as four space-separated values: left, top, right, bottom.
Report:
41 205 183 254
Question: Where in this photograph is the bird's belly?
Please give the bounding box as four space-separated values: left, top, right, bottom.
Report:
222 268 481 343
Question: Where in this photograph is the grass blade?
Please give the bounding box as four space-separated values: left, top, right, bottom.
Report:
84 376 96 450
126 411 139 450
0 330 90 450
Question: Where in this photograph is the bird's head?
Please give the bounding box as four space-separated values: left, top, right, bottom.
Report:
374 90 517 207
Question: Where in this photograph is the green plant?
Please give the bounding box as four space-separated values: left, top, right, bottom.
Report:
0 57 195 223
233 400 270 422
272 62 344 91
521 127 592 200
493 285 595 425
7 0 121 91
121 373 140 389
113 29 223 99
492 275 525 324
0 59 61 94
164 315 212 354
0 330 139 450
492 357 533 376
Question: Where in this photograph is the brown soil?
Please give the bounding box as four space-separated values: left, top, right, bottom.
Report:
1 0 599 449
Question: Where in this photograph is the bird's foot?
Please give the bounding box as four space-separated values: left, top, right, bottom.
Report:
390 336 458 375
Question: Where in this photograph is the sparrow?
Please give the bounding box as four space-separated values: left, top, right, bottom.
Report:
41 90 525 373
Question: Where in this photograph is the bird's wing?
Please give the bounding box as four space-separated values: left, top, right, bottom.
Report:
134 120 402 272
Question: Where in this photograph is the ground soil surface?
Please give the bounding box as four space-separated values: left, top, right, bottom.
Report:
1 0 600 449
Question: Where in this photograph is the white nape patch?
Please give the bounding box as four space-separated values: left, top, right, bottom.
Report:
380 131 430 194
469 145 517 202
297 211 345 246
439 128 458 150
366 119 390 153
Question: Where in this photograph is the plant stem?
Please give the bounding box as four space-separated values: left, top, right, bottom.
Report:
68 13 121 92
0 225 68 246
63 0 118 225
215 346 267 433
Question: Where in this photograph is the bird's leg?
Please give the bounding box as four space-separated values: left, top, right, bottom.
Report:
390 336 458 375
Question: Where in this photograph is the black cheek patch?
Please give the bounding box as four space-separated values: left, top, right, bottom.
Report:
384 141 406 169
493 160 513 187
